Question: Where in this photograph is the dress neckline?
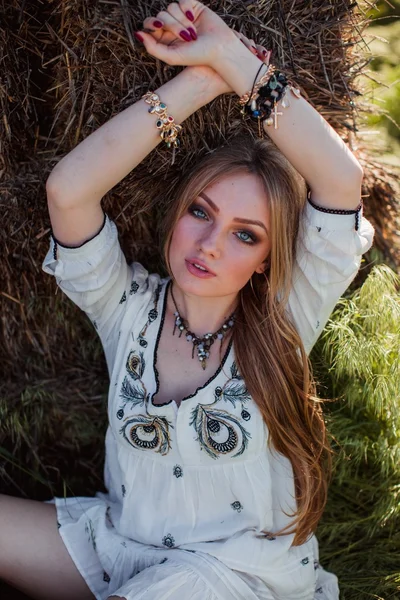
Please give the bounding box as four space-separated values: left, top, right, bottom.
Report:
149 278 233 409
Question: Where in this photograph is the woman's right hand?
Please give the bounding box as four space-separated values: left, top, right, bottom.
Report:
135 0 240 69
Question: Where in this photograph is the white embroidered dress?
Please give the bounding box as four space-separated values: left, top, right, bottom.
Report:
42 200 374 600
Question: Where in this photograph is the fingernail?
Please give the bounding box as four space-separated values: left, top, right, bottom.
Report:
154 20 163 28
180 30 191 42
134 32 144 43
188 27 197 40
186 11 194 21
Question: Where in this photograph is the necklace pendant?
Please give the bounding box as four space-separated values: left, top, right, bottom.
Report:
201 358 207 371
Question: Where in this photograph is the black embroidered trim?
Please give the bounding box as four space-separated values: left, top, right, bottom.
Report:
307 196 362 231
150 278 233 408
51 211 107 260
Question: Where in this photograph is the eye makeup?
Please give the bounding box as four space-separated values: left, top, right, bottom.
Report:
188 204 259 245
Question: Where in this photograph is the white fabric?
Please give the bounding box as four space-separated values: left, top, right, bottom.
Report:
42 201 374 600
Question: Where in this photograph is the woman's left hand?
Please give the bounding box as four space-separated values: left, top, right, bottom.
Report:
135 1 237 68
136 2 271 96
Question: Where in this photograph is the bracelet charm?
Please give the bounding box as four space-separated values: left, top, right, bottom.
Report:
142 91 183 163
239 64 301 131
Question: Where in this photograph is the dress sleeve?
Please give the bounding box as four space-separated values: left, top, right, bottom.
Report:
287 199 375 356
42 213 160 373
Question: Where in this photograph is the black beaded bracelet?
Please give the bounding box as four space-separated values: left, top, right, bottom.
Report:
308 196 363 231
243 70 289 122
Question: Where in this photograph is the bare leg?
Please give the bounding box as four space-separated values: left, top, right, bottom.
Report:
0 494 95 600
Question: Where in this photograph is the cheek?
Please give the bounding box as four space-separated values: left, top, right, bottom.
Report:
169 220 191 253
223 254 259 283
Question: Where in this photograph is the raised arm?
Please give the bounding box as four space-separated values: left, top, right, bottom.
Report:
211 40 363 211
45 67 221 247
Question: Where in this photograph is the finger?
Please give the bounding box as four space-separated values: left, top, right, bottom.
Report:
238 34 259 56
159 3 197 41
255 44 272 64
143 16 166 40
133 30 185 65
176 0 196 23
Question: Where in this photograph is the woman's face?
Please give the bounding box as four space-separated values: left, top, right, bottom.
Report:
168 172 271 299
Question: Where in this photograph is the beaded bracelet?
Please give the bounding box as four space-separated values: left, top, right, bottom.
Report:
240 63 302 131
142 91 183 164
239 63 276 107
308 196 363 231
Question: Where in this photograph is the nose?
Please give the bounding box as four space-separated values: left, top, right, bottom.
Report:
197 224 222 259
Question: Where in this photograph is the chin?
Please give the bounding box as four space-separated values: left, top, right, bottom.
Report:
171 266 218 296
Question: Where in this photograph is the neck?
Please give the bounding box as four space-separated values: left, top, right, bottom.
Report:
168 280 238 337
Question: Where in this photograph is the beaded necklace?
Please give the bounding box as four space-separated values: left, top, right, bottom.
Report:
170 284 235 371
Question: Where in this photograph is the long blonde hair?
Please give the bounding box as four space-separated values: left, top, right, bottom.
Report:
160 133 332 546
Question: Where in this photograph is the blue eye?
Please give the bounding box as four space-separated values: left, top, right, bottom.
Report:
190 206 208 219
236 231 256 244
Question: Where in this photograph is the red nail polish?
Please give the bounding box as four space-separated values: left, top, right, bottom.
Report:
180 30 191 42
186 11 194 22
188 27 197 41
154 20 163 28
134 32 144 43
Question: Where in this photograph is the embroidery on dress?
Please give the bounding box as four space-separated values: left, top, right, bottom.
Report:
189 404 251 459
231 501 243 512
105 506 114 528
120 414 173 455
119 291 127 304
130 280 139 294
118 352 149 415
117 308 174 454
173 464 183 478
215 362 251 408
103 571 110 583
189 361 252 459
85 519 96 551
137 283 163 347
162 533 175 548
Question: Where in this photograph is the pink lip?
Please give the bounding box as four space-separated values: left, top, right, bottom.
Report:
185 259 216 278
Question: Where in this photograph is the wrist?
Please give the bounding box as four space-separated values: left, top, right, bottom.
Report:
181 66 223 104
212 38 265 98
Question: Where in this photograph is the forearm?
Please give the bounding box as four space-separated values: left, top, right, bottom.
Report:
213 39 363 208
47 68 218 206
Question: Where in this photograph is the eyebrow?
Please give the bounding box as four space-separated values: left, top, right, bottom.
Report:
198 192 269 236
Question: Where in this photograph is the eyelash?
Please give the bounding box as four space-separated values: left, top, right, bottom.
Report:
189 205 258 245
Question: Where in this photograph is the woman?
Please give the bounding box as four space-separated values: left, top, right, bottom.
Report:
0 2 374 599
